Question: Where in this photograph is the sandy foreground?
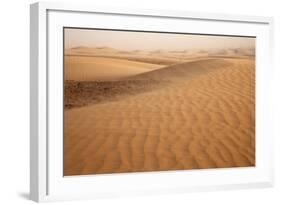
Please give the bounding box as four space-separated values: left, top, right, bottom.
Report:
64 53 255 176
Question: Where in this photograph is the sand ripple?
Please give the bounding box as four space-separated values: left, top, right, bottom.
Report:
64 58 255 176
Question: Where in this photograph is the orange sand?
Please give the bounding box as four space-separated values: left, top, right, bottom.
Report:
64 57 255 176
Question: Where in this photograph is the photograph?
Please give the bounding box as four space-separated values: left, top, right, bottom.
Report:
63 28 255 176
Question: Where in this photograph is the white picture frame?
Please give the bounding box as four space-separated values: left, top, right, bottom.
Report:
30 1 274 202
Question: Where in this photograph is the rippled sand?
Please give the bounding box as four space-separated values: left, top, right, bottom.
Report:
64 57 255 176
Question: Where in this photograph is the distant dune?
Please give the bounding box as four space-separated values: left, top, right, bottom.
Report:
65 46 121 55
65 46 255 66
64 56 255 175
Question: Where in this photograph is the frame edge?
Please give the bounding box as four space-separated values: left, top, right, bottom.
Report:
30 2 48 202
30 2 39 202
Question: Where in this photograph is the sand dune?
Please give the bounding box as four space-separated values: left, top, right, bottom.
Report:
65 46 121 55
65 46 183 65
64 59 232 109
64 57 255 176
65 56 164 81
65 46 254 67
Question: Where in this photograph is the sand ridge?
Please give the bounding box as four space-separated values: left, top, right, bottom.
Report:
64 58 233 109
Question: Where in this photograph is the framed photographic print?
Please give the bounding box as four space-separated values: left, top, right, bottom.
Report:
30 2 274 202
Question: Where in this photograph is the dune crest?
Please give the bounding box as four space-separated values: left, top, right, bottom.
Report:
65 58 233 109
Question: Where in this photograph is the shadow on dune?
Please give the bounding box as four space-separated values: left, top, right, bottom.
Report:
64 58 232 109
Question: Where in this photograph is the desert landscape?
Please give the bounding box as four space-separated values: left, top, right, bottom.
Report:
63 29 255 176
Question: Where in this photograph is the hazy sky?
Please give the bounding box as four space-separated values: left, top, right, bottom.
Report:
64 28 255 51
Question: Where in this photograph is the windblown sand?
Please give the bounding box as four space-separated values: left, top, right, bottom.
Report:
64 55 255 176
